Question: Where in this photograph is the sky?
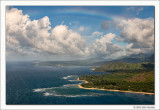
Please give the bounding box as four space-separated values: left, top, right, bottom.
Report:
6 6 154 61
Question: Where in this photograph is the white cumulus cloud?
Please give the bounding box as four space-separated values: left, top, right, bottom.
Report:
6 7 154 61
6 8 89 59
101 18 154 55
92 31 103 37
91 33 123 58
116 18 154 55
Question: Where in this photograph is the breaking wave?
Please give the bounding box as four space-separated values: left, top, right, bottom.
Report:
33 88 52 92
62 75 78 80
63 84 78 87
43 92 97 97
33 84 108 97
62 75 83 83
33 74 109 97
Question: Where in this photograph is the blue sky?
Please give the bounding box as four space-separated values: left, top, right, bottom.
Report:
6 6 154 61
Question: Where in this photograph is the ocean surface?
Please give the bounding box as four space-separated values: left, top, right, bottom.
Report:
6 62 154 104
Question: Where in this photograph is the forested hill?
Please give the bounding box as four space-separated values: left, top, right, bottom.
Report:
94 62 154 72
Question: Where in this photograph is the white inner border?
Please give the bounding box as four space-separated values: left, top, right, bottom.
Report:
1 0 159 110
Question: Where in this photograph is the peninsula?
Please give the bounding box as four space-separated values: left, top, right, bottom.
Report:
78 62 154 94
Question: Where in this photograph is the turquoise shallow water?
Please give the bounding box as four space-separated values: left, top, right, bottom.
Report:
6 62 154 104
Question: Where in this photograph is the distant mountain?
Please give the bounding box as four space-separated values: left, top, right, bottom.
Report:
109 53 154 63
33 53 154 66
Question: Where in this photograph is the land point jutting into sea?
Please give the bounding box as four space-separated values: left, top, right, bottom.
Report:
6 6 155 104
78 62 154 95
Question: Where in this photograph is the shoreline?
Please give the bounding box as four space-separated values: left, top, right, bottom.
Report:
77 78 88 83
77 78 154 95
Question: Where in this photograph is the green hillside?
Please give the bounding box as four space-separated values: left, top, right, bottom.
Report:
94 62 154 72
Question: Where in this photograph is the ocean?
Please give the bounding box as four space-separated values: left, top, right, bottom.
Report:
6 62 154 104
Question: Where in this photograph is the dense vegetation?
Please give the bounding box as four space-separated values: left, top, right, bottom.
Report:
79 62 154 93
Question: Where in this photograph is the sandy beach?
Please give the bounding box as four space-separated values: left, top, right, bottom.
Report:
77 78 154 95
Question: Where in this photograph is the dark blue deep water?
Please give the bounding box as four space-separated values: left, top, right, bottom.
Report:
6 62 154 104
